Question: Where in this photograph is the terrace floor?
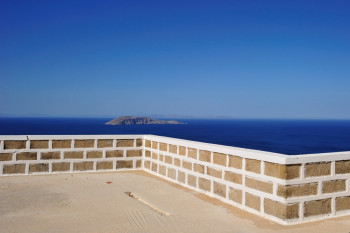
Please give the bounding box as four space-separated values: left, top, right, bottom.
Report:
0 171 349 233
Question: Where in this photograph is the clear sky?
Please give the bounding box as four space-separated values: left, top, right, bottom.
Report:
1 0 349 119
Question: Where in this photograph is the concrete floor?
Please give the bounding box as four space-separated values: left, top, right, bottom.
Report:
1 171 350 233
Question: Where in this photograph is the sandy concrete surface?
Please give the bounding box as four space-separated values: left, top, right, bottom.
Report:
1 171 350 233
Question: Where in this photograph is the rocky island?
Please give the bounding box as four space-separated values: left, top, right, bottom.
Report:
105 116 185 125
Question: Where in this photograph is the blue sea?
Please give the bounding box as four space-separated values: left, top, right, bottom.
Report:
1 118 350 155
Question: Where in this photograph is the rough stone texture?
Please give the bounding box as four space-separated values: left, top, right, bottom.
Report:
159 154 164 162
3 164 26 174
194 163 205 174
188 174 197 187
74 162 94 171
174 158 181 167
304 198 331 217
30 140 49 149
118 160 134 169
322 180 346 194
64 151 84 159
245 159 261 174
29 163 49 173
199 150 211 162
159 143 167 151
164 155 173 164
169 144 177 154
136 139 143 147
144 160 151 169
188 148 197 159
245 193 260 211
117 139 134 147
207 167 222 178
159 165 166 176
127 150 142 157
179 146 186 156
145 140 151 148
52 162 70 172
145 150 151 158
151 162 158 172
224 171 242 184
97 139 113 148
41 152 60 160
4 140 26 150
178 171 186 183
182 161 192 170
305 162 331 177
228 187 242 204
52 140 71 149
16 152 37 160
168 168 176 180
264 162 301 180
0 153 13 161
228 155 242 169
75 140 94 148
136 160 142 168
106 150 123 158
213 152 226 166
152 141 158 149
198 178 211 191
277 183 318 198
335 160 350 174
264 199 299 220
213 182 226 198
152 152 158 160
97 161 113 170
87 151 103 158
336 196 350 211
245 177 273 194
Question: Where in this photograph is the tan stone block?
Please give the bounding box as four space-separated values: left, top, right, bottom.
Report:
145 140 151 148
199 150 211 162
159 154 164 162
213 182 226 198
322 180 346 194
145 150 151 158
304 198 331 217
16 152 37 160
29 163 49 173
152 141 158 149
117 139 134 147
182 161 192 170
52 162 70 172
168 168 176 180
178 171 186 183
207 167 222 178
336 196 350 211
97 139 113 148
194 163 205 174
335 160 350 174
188 174 197 187
199 178 211 191
213 152 226 166
188 148 197 159
159 143 167 151
245 159 261 174
164 155 173 164
106 150 123 158
264 199 299 220
152 152 158 160
151 162 158 172
3 164 26 174
245 177 273 194
136 139 143 147
97 161 113 170
74 140 94 148
64 151 84 159
264 162 300 180
277 183 318 198
169 144 177 154
136 160 142 168
305 162 331 177
127 150 142 157
224 171 242 184
41 151 60 160
52 140 71 148
74 161 93 171
179 146 186 156
4 140 26 149
87 151 103 158
228 187 242 204
174 158 181 167
30 140 49 149
228 155 242 169
118 160 134 169
245 193 260 211
0 153 13 161
144 160 151 169
159 165 166 175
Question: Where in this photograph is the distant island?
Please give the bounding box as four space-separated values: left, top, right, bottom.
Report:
105 116 185 125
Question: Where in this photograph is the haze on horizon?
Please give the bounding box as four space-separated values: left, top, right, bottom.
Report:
1 1 350 119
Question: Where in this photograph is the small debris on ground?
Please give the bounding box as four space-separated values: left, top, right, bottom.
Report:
106 181 112 184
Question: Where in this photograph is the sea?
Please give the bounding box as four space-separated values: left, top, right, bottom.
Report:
1 117 350 155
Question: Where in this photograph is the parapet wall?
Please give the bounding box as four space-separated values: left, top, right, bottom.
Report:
1 134 350 225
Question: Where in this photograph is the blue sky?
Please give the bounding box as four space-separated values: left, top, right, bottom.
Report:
1 0 349 119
